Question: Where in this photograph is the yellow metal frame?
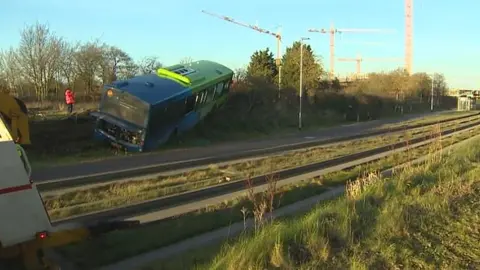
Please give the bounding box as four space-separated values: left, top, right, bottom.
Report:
156 68 191 85
0 93 31 144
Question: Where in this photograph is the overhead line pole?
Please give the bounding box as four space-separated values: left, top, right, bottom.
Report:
299 37 310 130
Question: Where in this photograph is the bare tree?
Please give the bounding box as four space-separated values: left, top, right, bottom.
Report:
101 45 136 82
74 41 105 97
137 56 162 75
234 68 247 82
117 62 138 80
15 22 64 101
58 42 79 88
433 73 448 106
179 56 193 65
0 48 22 95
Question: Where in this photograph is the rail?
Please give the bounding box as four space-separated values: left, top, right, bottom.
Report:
34 112 480 190
50 118 480 226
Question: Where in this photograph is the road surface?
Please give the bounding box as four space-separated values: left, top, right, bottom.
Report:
32 111 452 182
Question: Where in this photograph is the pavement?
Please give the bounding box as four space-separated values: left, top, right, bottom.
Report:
32 110 454 183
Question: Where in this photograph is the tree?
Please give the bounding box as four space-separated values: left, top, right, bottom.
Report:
58 42 79 88
246 48 278 83
0 48 22 95
15 22 64 101
331 78 342 91
74 41 105 96
433 73 447 105
409 72 431 102
101 45 136 82
137 56 162 75
179 56 194 65
234 68 247 82
281 41 323 96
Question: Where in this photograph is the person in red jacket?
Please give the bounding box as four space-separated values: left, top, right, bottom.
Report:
64 88 75 114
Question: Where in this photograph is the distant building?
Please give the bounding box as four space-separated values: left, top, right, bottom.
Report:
448 88 480 98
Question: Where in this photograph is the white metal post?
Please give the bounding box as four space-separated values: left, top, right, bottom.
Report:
299 42 303 130
299 37 310 130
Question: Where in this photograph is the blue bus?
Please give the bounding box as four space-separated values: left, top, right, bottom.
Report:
91 60 234 152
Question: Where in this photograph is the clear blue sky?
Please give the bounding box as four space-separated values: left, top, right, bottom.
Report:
1 0 478 88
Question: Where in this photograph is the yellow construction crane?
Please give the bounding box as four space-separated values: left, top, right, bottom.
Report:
338 54 402 77
201 10 283 92
308 24 393 80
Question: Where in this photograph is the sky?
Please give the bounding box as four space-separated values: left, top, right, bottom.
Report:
0 0 479 89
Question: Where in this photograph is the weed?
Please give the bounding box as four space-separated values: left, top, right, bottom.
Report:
56 128 480 269
197 136 480 270
44 121 478 220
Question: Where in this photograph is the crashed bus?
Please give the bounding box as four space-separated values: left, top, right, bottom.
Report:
91 60 234 152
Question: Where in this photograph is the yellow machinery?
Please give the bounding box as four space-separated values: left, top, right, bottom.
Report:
0 105 139 269
0 92 31 144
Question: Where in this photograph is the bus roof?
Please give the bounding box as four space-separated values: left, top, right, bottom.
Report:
110 74 189 105
109 60 234 105
162 60 234 90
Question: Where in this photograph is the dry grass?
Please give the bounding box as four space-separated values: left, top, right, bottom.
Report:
375 110 477 130
55 126 480 269
42 119 474 220
189 135 480 270
26 101 98 119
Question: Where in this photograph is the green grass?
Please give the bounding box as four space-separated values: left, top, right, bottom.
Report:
151 135 480 270
55 125 480 269
43 118 474 220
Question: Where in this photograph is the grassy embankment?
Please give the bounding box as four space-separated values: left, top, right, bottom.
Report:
56 123 480 269
43 116 477 220
144 131 480 270
26 99 471 168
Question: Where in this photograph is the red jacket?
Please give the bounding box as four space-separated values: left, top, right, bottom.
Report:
65 89 75 104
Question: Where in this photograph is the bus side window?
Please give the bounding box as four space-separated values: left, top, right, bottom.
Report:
200 91 206 104
203 89 209 103
185 95 195 113
208 87 215 101
197 90 207 106
216 82 224 95
211 86 216 99
223 80 231 94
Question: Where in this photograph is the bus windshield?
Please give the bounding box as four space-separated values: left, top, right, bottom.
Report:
100 91 149 128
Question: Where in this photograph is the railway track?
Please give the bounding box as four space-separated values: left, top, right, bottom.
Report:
36 112 480 192
99 132 480 270
50 116 480 227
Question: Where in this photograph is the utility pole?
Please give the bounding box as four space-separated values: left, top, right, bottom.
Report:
201 10 283 94
431 74 435 111
308 24 393 80
299 37 310 130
